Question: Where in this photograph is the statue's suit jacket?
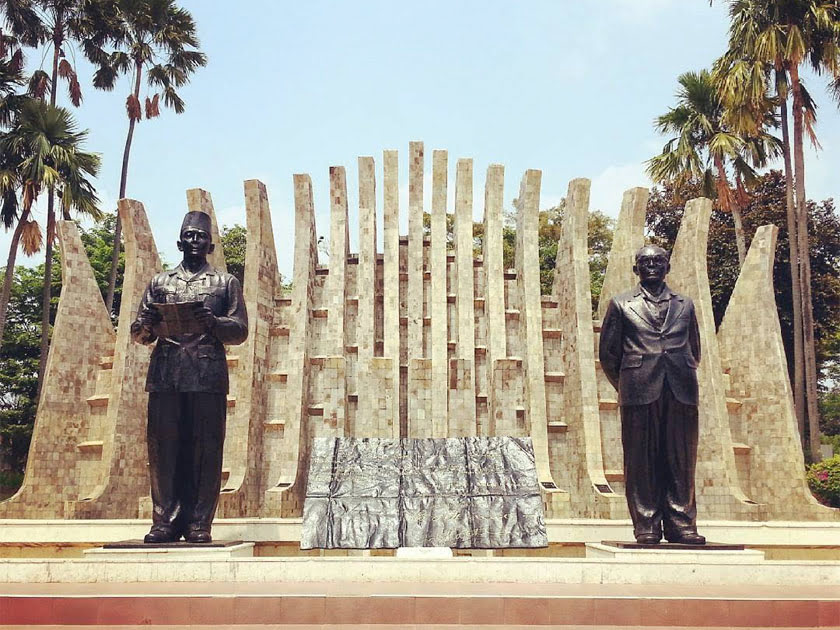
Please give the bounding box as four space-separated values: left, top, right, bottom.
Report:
599 283 700 407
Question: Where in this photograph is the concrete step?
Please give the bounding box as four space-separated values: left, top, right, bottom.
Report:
1 582 838 626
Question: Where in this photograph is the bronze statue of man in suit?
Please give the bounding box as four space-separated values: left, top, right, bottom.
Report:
599 245 705 545
131 211 248 543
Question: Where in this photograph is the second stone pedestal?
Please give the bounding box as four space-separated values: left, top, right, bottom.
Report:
585 540 763 562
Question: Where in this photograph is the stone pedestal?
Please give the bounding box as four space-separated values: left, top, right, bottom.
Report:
585 540 763 562
84 540 254 560
395 547 453 558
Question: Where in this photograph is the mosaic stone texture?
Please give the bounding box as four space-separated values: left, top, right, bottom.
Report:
4 142 833 524
301 437 548 549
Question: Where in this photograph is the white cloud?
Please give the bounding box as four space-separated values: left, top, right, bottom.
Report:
590 162 652 218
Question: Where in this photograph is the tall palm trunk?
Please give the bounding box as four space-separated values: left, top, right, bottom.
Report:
780 94 806 444
789 62 821 462
104 60 142 314
0 208 30 350
38 18 63 389
713 155 747 265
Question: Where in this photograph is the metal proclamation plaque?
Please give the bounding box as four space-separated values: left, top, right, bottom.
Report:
301 437 548 549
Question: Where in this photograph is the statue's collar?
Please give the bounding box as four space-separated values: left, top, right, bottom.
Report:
634 282 675 303
169 261 215 282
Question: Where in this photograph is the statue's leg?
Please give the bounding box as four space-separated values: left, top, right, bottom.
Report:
661 384 699 540
621 401 664 541
185 392 227 537
146 392 184 540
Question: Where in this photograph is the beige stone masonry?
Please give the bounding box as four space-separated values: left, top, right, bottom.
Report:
217 180 279 517
594 187 648 497
717 225 838 520
10 143 828 523
382 150 400 438
483 164 507 436
429 150 448 437
550 179 620 519
514 170 563 503
186 188 227 273
0 222 115 518
667 197 758 520
450 158 476 436
69 199 162 519
264 175 318 517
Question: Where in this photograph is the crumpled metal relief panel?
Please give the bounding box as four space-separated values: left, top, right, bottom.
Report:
300 437 547 549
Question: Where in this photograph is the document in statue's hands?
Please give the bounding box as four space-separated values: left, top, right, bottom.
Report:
151 301 206 336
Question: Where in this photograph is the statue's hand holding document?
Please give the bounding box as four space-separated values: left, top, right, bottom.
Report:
151 301 206 337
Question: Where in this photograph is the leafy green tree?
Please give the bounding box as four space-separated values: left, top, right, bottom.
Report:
646 172 840 424
714 0 840 460
0 100 100 387
220 224 245 285
85 0 207 313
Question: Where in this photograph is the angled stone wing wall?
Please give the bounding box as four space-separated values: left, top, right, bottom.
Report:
0 222 116 518
717 225 838 520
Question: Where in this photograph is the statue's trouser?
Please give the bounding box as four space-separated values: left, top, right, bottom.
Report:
620 382 699 539
147 392 227 533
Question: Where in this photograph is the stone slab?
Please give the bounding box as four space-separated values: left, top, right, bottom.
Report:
84 541 254 560
395 547 453 558
102 539 246 549
3 518 840 546
585 542 764 562
601 540 745 550
1 553 837 585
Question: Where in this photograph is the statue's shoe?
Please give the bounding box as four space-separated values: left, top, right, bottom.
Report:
144 526 178 544
186 529 212 543
666 531 706 545
635 533 661 545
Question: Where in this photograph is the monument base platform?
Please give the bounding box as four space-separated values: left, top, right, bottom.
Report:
1 580 838 627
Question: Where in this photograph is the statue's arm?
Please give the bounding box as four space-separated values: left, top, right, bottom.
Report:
689 300 701 365
130 282 159 345
213 275 249 345
599 298 623 391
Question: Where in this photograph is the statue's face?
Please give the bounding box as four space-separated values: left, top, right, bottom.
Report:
633 249 669 283
177 227 214 258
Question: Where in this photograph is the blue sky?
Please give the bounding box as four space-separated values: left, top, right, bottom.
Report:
4 0 840 279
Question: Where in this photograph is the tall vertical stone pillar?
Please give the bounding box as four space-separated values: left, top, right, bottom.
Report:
483 164 508 436
319 166 349 437
429 150 449 437
551 179 618 517
595 186 648 493
449 158 476 436
668 197 757 520
264 175 319 517
382 150 401 438
0 222 116 518
515 170 558 491
597 187 647 317
217 179 278 517
186 188 227 272
407 142 431 436
357 157 394 436
69 199 162 518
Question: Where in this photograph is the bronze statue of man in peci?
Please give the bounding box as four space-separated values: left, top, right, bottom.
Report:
598 245 705 545
131 211 248 543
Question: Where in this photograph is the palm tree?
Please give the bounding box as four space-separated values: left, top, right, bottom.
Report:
0 35 35 349
646 69 780 265
714 0 840 461
84 0 206 313
0 99 100 379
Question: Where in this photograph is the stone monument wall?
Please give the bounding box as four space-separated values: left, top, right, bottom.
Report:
3 142 835 522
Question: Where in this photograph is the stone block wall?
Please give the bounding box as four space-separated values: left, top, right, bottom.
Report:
4 143 834 523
